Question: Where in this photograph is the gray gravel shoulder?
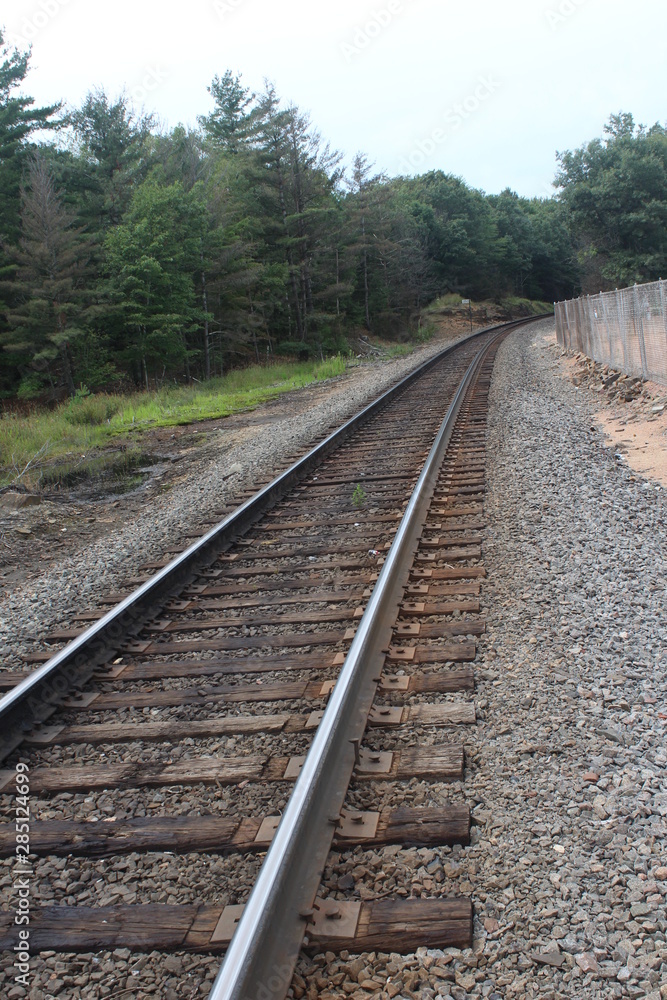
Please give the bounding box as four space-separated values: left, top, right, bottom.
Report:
464 319 667 998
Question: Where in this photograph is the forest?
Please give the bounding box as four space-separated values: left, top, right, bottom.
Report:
0 29 665 402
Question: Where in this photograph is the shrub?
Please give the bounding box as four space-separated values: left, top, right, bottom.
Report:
65 389 121 426
413 322 436 344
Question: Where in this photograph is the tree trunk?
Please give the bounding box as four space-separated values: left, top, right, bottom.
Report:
361 213 371 331
335 249 340 318
275 155 304 340
201 262 211 381
182 333 191 382
60 340 76 397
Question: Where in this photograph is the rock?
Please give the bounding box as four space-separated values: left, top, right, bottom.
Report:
575 953 599 974
345 959 366 980
653 867 667 881
595 726 626 745
355 967 372 985
532 950 565 968
15 526 33 536
0 491 41 510
483 917 499 933
593 795 609 819
614 940 635 962
582 772 600 783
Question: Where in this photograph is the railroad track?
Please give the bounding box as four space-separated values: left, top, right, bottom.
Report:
0 318 541 999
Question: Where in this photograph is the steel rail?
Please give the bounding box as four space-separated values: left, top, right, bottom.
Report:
208 326 510 1000
0 318 538 761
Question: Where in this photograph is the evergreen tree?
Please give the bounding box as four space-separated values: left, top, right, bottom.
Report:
198 71 254 153
0 31 61 395
104 178 204 387
69 89 155 228
0 31 60 242
1 152 93 397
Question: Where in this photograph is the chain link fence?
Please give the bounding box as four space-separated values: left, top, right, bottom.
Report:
555 279 667 386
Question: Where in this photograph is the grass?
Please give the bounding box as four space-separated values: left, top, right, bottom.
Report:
423 293 467 313
382 344 414 359
0 354 350 489
498 296 554 315
423 294 554 317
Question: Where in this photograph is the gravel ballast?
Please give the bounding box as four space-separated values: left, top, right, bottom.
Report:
296 318 666 999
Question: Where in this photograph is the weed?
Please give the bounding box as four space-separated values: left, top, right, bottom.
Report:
382 344 413 359
352 483 367 508
413 321 436 344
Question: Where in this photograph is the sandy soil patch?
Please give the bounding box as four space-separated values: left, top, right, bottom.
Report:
546 331 667 489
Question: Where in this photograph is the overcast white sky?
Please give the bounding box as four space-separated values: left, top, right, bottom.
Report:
4 0 666 197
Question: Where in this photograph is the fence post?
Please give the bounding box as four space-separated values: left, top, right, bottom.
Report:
601 292 613 363
633 284 649 379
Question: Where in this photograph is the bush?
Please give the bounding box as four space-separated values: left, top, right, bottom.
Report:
413 322 436 344
65 389 121 426
17 373 49 400
499 297 554 317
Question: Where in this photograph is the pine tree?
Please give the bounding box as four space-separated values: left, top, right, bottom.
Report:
0 32 60 242
2 152 93 397
198 71 254 153
104 178 204 387
69 89 155 228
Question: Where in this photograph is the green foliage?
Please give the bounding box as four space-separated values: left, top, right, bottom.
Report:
68 89 155 227
352 483 367 508
424 293 467 312
381 344 413 359
0 31 61 242
65 390 121 426
498 297 554 316
104 177 205 385
274 340 312 359
556 113 667 291
1 152 94 397
413 322 436 343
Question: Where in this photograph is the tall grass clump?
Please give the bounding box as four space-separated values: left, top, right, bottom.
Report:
64 388 122 426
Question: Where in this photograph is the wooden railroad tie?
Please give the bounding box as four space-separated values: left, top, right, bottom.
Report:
0 897 473 954
0 805 470 858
